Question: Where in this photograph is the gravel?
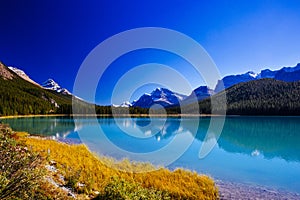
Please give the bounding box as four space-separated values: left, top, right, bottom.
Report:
216 180 300 200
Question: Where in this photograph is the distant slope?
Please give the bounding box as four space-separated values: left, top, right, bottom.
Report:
200 79 300 115
0 62 73 115
214 63 300 92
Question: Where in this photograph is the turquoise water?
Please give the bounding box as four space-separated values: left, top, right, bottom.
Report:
2 116 300 192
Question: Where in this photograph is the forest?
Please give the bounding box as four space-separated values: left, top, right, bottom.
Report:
2 64 300 117
0 74 72 116
193 79 300 115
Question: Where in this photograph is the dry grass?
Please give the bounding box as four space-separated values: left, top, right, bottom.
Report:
23 137 219 199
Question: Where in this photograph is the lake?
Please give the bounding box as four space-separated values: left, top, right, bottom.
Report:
2 116 300 193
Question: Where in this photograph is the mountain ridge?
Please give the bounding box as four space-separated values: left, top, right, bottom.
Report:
215 63 300 92
7 65 72 95
0 62 73 115
131 63 300 107
2 59 300 116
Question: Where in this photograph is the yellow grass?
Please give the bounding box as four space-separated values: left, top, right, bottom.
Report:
24 137 219 199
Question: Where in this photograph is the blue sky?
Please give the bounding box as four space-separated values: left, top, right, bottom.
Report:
0 0 300 104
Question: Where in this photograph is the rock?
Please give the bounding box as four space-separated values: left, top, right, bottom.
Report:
45 165 57 173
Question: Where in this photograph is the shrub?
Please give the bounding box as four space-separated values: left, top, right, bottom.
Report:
0 124 43 199
95 177 170 200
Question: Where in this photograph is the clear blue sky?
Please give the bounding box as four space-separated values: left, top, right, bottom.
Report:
0 0 300 104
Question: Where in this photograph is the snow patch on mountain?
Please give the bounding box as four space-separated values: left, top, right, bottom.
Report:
8 66 40 85
247 71 259 78
41 79 71 95
112 101 132 108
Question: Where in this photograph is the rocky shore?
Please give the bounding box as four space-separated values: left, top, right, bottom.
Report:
216 180 300 200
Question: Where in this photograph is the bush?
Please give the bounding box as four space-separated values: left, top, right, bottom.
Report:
95 177 170 200
0 124 43 200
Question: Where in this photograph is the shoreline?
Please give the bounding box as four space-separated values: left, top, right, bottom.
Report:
34 135 300 199
3 115 300 198
2 114 300 120
0 113 226 119
0 114 71 119
216 179 300 200
22 134 218 199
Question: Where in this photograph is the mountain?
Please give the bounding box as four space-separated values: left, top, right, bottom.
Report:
0 62 14 80
280 63 300 73
260 63 300 81
274 69 300 82
112 101 132 108
41 79 71 95
0 61 118 116
215 63 300 92
3 57 300 116
260 69 277 78
183 86 214 103
132 88 187 108
7 66 71 95
8 66 40 86
112 63 300 109
0 61 73 116
214 71 258 92
199 79 300 115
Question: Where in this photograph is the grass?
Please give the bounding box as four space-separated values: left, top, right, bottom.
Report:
0 124 75 199
22 136 219 199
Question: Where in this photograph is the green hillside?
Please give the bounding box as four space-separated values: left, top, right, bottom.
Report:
197 79 300 115
0 62 148 116
0 62 73 116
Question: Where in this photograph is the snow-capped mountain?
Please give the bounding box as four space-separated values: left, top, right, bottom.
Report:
8 66 40 86
6 67 71 96
41 79 60 90
215 63 300 92
132 88 187 108
41 79 71 95
112 101 132 108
